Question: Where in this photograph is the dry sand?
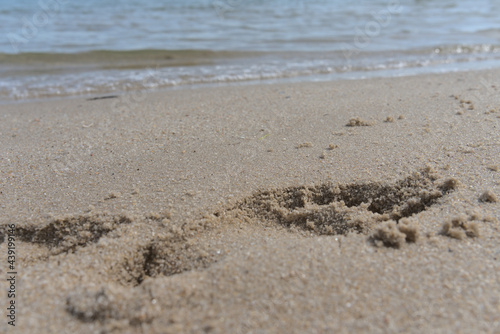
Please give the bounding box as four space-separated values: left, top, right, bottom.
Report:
0 69 499 333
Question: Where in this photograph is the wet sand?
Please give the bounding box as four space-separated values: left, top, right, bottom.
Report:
0 69 499 333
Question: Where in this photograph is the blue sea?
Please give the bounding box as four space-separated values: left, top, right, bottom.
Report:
1 0 500 101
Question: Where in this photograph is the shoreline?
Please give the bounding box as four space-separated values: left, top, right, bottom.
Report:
2 45 500 103
1 69 499 333
3 62 500 106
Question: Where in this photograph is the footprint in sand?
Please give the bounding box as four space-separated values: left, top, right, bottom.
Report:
2 168 460 327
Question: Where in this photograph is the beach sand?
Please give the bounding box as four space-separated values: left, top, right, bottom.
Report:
1 69 499 333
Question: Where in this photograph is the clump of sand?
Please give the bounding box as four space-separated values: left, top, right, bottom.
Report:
441 214 480 240
105 192 122 200
479 190 498 203
296 142 313 148
459 99 475 110
346 117 373 127
66 284 160 325
371 219 419 248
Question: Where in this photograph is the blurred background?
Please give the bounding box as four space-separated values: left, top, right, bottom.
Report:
1 0 499 101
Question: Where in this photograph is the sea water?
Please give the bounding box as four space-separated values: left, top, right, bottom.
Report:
1 0 499 101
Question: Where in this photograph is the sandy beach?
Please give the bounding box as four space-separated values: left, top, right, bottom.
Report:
1 69 499 333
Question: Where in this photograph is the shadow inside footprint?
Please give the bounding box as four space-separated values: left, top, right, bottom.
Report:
223 169 458 235
14 213 133 255
120 235 216 286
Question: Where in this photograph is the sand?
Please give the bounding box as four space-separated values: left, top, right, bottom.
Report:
0 69 499 333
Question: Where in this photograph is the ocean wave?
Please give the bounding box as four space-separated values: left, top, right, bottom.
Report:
2 45 500 102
